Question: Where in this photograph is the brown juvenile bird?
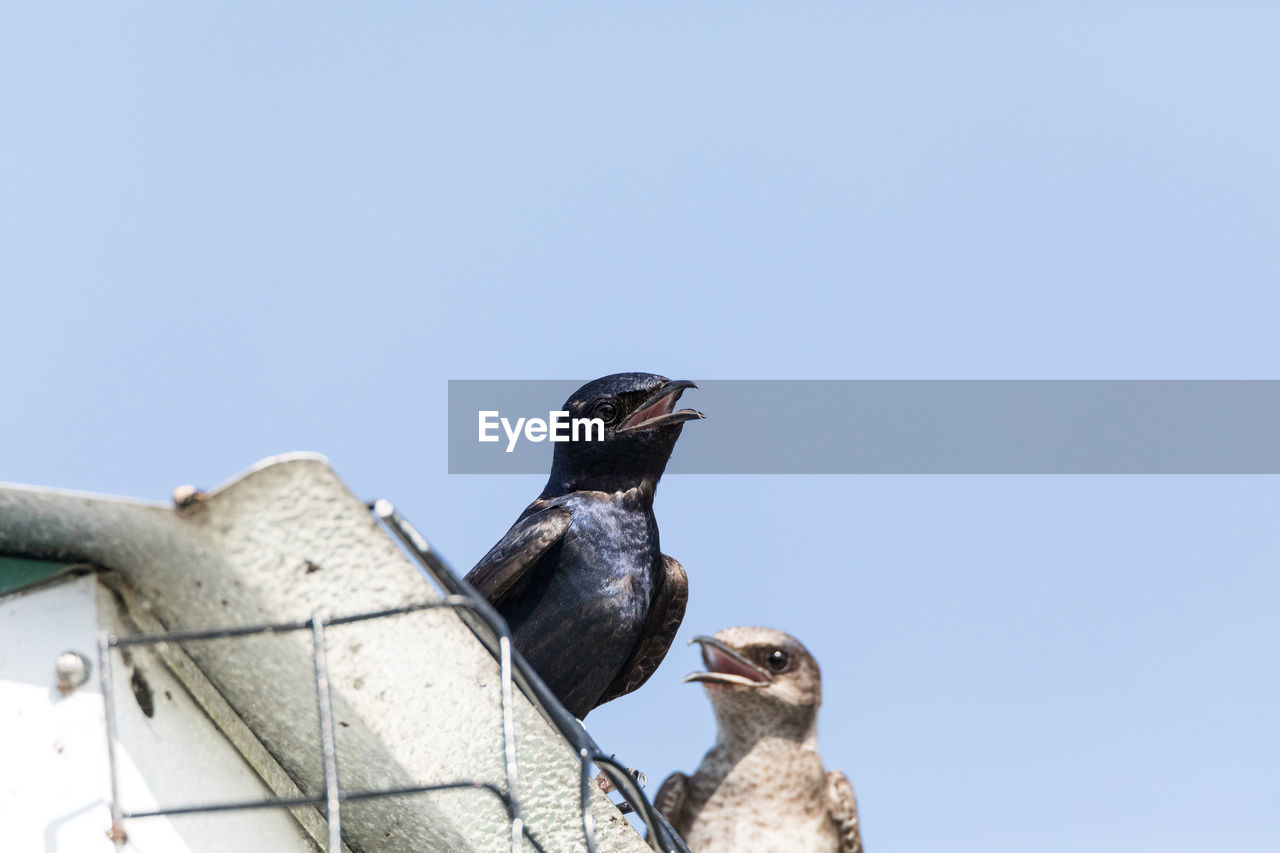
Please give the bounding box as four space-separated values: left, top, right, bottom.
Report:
655 627 863 853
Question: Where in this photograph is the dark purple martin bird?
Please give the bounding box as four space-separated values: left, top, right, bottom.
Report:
465 373 703 718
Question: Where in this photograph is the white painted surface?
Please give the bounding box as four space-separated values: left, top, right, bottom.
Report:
0 576 317 853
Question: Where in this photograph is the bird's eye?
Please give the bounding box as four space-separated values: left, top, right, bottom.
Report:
765 649 791 673
592 401 619 424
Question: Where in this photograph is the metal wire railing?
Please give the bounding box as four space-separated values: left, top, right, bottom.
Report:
95 498 689 853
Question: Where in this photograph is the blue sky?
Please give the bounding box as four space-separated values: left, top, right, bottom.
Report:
3 3 1278 851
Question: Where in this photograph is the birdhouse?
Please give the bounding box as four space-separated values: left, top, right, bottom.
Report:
0 454 685 853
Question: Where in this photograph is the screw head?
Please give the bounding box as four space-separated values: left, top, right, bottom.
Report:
56 651 91 693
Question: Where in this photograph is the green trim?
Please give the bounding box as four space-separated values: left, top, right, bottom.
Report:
0 556 80 597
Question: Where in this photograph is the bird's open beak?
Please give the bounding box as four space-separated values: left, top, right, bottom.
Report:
616 380 705 433
683 635 772 688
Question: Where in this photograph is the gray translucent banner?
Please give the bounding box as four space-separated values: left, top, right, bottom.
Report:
448 380 1280 474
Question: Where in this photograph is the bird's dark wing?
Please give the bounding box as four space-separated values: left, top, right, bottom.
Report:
649 771 689 847
464 504 571 608
826 770 864 853
594 554 688 708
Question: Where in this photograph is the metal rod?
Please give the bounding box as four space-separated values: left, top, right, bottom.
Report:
498 635 524 853
108 597 477 648
97 632 125 849
579 749 599 853
327 596 477 627
123 780 510 820
311 616 343 852
109 619 310 647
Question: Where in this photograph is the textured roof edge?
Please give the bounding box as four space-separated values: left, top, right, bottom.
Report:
0 452 332 508
217 451 332 490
